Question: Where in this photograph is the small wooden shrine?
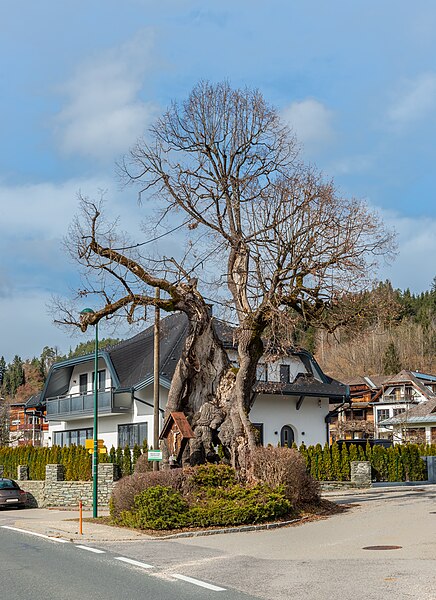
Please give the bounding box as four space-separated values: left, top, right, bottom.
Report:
159 411 195 464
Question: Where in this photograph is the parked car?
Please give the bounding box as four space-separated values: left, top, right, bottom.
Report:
0 478 27 508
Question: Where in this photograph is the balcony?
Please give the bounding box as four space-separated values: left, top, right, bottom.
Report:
381 394 417 404
46 388 132 421
16 423 44 432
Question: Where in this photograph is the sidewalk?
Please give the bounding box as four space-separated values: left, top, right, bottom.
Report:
0 507 150 542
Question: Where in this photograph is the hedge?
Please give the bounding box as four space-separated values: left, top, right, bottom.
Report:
1 440 435 483
0 442 148 481
300 442 436 482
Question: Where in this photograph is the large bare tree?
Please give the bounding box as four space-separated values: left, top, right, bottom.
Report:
58 81 395 469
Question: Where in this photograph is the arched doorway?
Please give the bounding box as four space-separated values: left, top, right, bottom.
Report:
280 425 295 447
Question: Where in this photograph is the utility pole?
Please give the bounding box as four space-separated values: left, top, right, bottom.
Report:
153 287 160 471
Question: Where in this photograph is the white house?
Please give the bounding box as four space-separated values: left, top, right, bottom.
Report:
41 313 349 450
372 370 436 440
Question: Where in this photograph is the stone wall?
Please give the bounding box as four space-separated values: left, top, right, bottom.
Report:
16 463 120 508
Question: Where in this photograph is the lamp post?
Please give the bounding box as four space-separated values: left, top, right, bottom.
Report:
80 308 99 518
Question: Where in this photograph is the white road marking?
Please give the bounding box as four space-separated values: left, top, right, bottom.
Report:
1 525 69 543
76 545 106 554
115 556 154 569
172 573 226 591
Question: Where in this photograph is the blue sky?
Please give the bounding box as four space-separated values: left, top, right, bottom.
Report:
1 1 436 363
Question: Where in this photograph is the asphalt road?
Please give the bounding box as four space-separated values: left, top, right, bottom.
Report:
95 486 436 600
1 486 435 600
0 527 256 600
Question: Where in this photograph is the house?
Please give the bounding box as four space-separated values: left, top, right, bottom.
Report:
8 394 48 447
41 312 349 451
373 371 436 444
379 397 436 445
372 370 436 440
328 375 388 442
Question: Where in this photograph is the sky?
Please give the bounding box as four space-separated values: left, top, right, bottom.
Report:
2 0 436 363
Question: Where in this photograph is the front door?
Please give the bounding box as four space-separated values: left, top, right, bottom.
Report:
280 425 294 447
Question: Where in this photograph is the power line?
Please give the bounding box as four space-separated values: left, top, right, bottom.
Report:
112 219 191 251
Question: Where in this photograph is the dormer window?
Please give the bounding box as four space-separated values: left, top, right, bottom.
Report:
79 374 88 394
92 369 106 392
256 363 268 382
280 364 290 384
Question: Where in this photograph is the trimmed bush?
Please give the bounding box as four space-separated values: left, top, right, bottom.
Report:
187 484 291 527
188 463 237 490
251 446 320 505
133 453 153 474
121 486 189 530
110 468 184 519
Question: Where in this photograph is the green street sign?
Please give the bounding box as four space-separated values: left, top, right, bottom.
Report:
148 450 163 461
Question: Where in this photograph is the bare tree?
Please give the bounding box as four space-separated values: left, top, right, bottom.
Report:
58 81 396 470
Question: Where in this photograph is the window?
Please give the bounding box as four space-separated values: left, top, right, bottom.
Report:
280 365 290 384
118 423 148 448
92 369 106 392
0 479 19 489
393 408 406 417
352 409 364 420
377 409 390 422
53 427 93 447
256 364 268 382
79 374 88 394
252 423 264 445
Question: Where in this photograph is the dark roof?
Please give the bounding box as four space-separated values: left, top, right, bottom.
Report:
25 394 43 409
43 311 348 400
108 312 236 389
109 312 188 388
254 376 348 401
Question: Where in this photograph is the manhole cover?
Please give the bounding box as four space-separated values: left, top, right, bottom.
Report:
362 545 402 551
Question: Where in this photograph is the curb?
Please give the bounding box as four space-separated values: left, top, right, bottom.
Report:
155 518 302 539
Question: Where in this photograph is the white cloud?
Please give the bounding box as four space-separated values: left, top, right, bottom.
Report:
54 30 158 161
329 154 373 176
388 73 436 128
0 177 110 238
0 177 148 363
378 208 436 293
281 99 335 153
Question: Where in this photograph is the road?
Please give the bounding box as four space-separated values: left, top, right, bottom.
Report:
97 486 436 600
1 485 435 600
0 526 256 600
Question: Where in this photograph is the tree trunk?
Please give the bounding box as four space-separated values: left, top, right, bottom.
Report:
164 301 235 465
163 302 265 470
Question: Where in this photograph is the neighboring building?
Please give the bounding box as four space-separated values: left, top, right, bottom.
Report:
379 397 436 445
8 394 48 447
373 370 436 440
328 375 388 442
41 312 349 451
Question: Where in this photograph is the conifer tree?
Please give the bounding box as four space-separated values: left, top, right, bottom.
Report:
322 442 332 481
331 442 342 480
122 445 132 477
382 342 402 375
340 445 350 480
109 446 116 464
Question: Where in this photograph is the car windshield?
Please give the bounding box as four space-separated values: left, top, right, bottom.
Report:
0 479 19 489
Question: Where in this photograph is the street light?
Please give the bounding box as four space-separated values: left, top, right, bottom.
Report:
80 308 99 518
